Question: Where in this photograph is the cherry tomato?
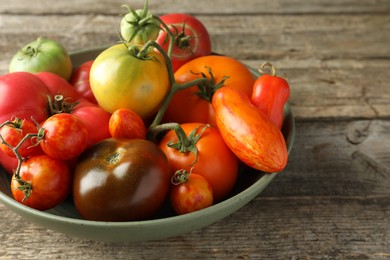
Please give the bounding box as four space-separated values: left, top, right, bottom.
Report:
9 37 72 80
170 170 213 215
0 72 50 124
73 138 171 221
90 44 170 119
0 118 42 158
156 13 211 71
69 60 98 104
40 113 89 161
0 149 18 175
158 122 238 202
163 55 255 125
109 108 146 140
11 155 72 211
212 87 288 173
35 71 80 102
251 62 290 129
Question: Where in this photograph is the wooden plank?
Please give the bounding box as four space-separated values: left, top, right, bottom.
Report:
1 0 390 15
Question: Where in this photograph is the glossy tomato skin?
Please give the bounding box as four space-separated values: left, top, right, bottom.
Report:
170 172 213 215
35 71 80 102
0 72 50 124
212 87 288 173
11 155 72 211
159 123 238 202
9 37 72 80
69 60 97 104
109 108 146 140
0 149 18 175
156 13 211 71
163 55 255 125
73 138 171 221
90 44 170 119
0 118 42 158
40 113 89 161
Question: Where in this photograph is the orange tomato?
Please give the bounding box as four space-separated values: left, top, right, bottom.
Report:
163 55 255 125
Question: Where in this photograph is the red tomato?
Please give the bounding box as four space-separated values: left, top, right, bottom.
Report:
212 87 288 173
158 123 238 202
109 108 146 140
40 113 89 160
0 118 42 158
0 72 50 124
0 149 18 175
35 71 80 102
157 13 212 71
11 155 72 211
163 55 255 125
170 170 213 215
251 63 290 129
69 60 98 104
71 99 111 147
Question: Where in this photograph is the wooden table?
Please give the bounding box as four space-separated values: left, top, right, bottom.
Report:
1 0 389 258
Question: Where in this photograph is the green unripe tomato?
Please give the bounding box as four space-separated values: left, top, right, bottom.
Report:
9 37 72 80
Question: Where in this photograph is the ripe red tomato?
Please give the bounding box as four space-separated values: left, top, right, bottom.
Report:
212 87 288 173
0 149 18 175
0 72 50 124
170 170 213 215
163 55 255 125
11 155 72 211
156 13 212 71
158 122 238 202
35 71 80 102
69 60 98 104
109 108 146 139
73 138 171 221
40 113 89 160
0 118 42 158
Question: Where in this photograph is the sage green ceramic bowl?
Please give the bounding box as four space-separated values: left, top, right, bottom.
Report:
0 47 295 242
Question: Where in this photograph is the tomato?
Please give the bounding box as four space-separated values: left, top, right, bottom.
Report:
0 72 50 124
109 108 146 140
251 62 290 129
158 122 238 202
170 170 213 215
35 71 80 102
73 138 171 221
9 37 72 80
71 99 111 147
11 155 72 211
0 118 42 158
163 55 255 125
156 13 211 71
212 87 288 173
0 149 18 175
90 44 170 119
120 3 161 44
69 60 98 104
40 113 89 161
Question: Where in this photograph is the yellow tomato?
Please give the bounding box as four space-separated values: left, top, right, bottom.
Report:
90 44 170 119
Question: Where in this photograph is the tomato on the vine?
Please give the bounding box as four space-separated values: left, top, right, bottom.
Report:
156 13 211 72
163 55 255 125
11 155 72 211
158 122 238 202
40 113 88 161
73 138 171 221
0 149 18 175
90 43 170 119
170 169 213 215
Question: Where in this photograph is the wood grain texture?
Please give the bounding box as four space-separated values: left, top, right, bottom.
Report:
0 0 389 259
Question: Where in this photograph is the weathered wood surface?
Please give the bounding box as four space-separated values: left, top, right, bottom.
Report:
0 0 389 259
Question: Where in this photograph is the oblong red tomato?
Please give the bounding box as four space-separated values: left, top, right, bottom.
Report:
212 87 288 173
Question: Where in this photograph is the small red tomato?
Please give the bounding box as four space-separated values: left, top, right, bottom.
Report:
109 108 146 140
40 113 88 160
0 149 18 175
170 170 213 215
0 118 42 158
11 155 72 211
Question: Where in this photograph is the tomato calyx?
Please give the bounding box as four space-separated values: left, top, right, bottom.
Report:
192 66 230 102
19 37 43 58
171 168 191 185
47 95 79 115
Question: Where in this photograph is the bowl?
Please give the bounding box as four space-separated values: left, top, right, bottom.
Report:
0 47 295 242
